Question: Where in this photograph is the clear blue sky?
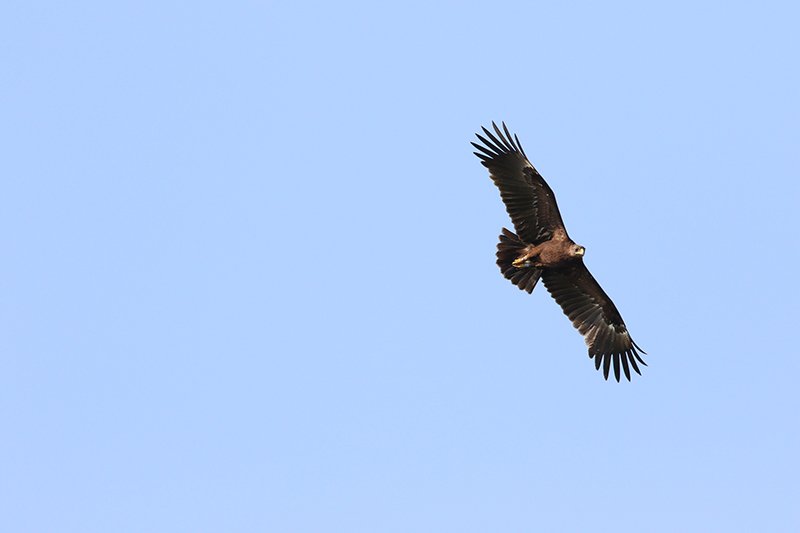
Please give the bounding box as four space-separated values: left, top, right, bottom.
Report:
2 1 798 531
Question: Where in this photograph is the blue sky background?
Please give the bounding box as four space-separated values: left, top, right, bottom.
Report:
2 1 799 531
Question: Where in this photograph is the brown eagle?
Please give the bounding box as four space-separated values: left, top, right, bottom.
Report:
473 122 646 381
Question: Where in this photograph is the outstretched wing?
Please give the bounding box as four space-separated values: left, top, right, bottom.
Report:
541 263 646 381
472 122 566 244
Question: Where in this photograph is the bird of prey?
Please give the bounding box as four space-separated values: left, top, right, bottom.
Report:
472 122 646 381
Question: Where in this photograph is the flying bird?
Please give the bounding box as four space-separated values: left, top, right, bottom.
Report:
472 122 646 381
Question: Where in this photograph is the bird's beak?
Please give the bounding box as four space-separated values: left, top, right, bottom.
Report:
577 247 585 256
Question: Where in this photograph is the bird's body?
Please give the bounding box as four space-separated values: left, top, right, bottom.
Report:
511 228 583 269
473 122 646 381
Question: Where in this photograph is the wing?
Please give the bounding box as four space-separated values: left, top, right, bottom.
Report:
472 122 567 244
541 263 646 382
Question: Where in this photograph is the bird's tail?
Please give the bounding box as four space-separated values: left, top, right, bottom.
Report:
496 228 541 294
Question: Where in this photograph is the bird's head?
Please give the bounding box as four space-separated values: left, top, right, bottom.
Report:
571 244 585 258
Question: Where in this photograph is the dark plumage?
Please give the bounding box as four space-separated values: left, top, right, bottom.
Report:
473 122 646 381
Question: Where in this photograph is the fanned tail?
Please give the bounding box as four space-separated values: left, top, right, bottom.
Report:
496 228 541 294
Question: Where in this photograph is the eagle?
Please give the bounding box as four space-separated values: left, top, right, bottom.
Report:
472 122 646 381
